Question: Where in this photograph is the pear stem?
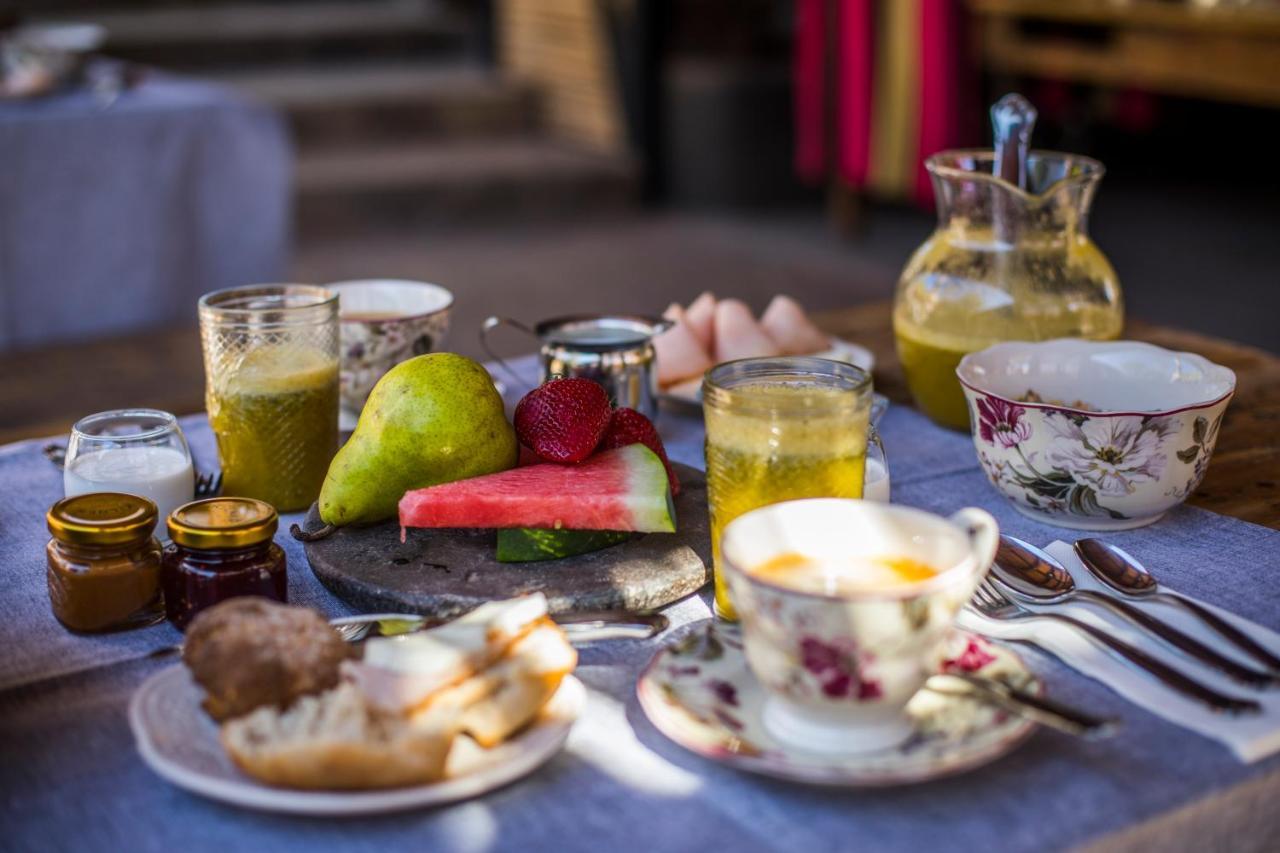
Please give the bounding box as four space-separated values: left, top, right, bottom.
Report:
290 522 337 542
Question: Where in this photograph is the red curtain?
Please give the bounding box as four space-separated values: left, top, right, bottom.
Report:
794 0 973 207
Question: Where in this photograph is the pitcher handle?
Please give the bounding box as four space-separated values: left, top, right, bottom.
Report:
949 508 1000 573
480 316 538 391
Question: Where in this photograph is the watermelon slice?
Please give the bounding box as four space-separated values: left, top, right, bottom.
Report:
399 444 676 533
496 529 634 563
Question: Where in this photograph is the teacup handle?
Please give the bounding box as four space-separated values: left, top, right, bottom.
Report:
480 316 538 391
949 507 1000 571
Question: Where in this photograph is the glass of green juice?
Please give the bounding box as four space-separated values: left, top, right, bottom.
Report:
703 357 873 620
198 285 340 512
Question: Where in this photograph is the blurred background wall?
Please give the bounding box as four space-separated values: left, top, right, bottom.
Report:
2 0 1277 437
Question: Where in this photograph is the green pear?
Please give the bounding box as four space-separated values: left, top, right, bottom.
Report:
318 353 517 527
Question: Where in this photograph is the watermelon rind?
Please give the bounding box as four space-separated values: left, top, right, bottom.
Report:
496 528 634 563
625 444 678 534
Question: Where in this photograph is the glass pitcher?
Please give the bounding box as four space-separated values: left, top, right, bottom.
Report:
893 150 1123 429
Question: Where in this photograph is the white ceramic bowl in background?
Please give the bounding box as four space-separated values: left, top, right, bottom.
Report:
957 339 1236 531
330 280 453 427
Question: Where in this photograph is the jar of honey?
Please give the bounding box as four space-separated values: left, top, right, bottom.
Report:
161 497 287 630
46 493 164 633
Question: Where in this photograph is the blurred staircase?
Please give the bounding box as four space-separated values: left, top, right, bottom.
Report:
32 0 639 237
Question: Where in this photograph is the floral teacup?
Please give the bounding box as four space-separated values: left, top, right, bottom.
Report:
721 499 998 754
330 280 453 427
957 339 1235 530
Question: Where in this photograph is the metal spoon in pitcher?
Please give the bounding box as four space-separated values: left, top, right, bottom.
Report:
992 537 1278 688
1075 539 1280 673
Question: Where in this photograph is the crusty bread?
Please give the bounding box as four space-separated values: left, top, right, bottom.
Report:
217 598 576 791
413 620 577 747
458 673 565 748
221 684 457 790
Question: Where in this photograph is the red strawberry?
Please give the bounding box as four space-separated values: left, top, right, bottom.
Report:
514 377 612 464
599 407 681 495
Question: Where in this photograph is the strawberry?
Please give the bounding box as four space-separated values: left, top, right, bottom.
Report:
514 377 613 464
599 407 681 495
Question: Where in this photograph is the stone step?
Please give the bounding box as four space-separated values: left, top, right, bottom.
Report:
295 139 638 237
213 62 538 148
47 1 474 69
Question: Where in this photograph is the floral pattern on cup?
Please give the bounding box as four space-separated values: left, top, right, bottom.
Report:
968 390 1228 528
339 309 451 416
734 577 968 714
798 636 883 700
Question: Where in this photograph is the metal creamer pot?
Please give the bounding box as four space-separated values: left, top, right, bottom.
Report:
481 314 671 419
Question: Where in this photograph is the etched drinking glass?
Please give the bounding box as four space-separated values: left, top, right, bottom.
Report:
198 285 339 512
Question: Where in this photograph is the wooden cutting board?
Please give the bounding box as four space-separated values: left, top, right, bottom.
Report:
300 463 711 620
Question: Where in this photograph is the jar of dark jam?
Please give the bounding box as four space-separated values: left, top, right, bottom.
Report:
161 497 286 630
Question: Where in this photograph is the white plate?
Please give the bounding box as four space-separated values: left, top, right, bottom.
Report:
637 625 1037 786
129 666 585 815
659 337 876 406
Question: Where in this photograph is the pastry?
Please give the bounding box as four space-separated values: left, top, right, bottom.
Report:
183 598 352 722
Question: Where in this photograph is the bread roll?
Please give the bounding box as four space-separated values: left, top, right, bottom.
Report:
184 598 351 722
221 684 457 790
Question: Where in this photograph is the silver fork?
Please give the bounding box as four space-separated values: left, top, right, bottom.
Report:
194 470 222 498
969 578 1261 715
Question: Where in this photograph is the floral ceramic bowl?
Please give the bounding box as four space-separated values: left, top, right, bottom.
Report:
330 280 453 426
957 339 1236 531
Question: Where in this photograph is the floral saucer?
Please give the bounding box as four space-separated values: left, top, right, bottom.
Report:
637 625 1038 786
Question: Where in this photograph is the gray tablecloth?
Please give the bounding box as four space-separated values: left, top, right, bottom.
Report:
0 73 291 352
2 357 1280 852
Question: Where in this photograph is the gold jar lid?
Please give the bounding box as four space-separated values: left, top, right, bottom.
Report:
167 498 278 550
48 493 158 547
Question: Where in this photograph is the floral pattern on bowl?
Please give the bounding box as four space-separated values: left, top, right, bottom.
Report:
636 624 1038 786
958 339 1235 531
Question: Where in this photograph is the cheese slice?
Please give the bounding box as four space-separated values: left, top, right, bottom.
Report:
349 594 548 713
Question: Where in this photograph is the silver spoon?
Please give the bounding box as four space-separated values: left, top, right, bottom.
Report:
1075 539 1280 673
993 537 1277 688
970 577 1260 714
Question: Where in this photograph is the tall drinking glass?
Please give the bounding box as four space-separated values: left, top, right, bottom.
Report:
703 357 873 620
198 285 339 512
